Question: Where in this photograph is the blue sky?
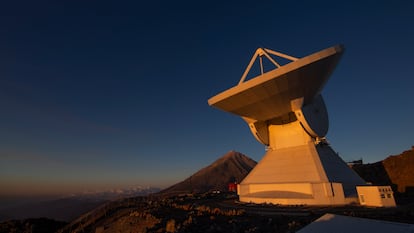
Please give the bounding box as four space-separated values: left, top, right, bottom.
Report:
1 1 413 195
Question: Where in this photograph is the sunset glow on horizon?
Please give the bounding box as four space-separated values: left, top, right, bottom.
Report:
1 1 414 197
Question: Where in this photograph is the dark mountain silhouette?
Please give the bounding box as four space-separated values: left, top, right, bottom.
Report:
159 150 257 195
0 187 160 222
352 146 414 194
0 197 106 223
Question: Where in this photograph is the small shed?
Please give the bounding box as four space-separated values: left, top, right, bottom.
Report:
356 185 396 207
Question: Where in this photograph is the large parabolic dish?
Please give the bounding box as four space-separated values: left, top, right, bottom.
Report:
208 45 344 122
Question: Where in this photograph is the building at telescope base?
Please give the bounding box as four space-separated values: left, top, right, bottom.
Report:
237 120 366 205
208 45 393 206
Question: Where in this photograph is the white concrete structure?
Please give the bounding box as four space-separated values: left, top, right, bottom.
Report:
298 213 414 233
237 119 365 205
356 186 396 207
209 45 366 205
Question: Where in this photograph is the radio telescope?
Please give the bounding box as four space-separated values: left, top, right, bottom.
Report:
208 45 366 205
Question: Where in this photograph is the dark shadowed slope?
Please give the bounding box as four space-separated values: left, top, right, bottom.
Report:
0 218 67 233
160 151 257 195
382 147 414 193
352 146 414 194
0 187 160 222
0 197 106 222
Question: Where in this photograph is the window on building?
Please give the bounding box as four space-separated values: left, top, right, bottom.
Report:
359 194 365 204
381 193 385 198
387 193 392 198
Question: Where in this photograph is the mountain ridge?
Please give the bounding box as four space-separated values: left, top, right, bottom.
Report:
0 187 160 222
352 146 414 195
159 150 257 195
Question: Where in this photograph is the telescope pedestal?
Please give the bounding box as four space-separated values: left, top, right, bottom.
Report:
237 120 365 205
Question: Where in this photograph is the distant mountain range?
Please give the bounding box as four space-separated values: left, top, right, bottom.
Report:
0 149 257 224
159 150 257 195
64 186 161 200
0 186 160 222
56 150 257 233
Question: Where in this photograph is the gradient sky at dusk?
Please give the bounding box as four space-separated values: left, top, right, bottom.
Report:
1 1 414 196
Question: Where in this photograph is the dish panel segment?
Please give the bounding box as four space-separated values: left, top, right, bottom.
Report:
208 45 343 122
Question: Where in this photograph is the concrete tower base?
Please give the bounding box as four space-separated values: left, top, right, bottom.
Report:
238 121 365 205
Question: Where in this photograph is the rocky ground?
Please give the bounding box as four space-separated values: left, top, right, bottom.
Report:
58 193 315 233
57 192 414 233
0 218 66 233
1 192 414 233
